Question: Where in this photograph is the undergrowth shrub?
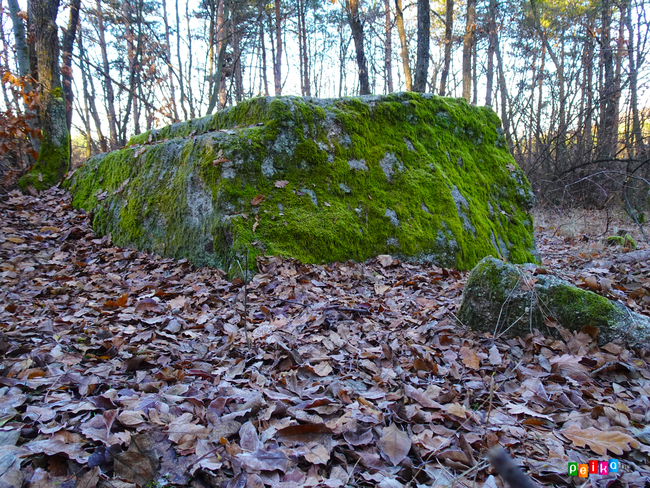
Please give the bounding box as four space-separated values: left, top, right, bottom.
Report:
1 72 40 191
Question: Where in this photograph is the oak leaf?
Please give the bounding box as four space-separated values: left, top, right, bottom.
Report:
561 424 639 455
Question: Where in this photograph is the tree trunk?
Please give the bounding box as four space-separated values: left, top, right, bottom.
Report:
175 0 188 120
161 0 179 122
185 0 195 117
412 0 429 92
383 0 393 93
259 1 269 96
394 0 411 91
7 0 30 79
624 1 641 155
582 19 594 156
19 0 69 191
346 0 370 95
95 0 118 149
78 34 107 152
273 0 282 95
440 0 453 96
61 0 80 131
462 0 476 101
495 30 512 149
232 10 243 103
599 0 616 159
300 0 310 96
206 0 230 114
485 0 496 106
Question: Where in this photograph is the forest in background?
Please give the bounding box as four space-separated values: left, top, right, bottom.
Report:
0 0 649 216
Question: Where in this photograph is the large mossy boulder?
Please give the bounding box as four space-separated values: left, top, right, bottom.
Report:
67 93 538 271
458 257 650 346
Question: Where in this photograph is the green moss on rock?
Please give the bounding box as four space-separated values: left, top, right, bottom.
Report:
67 93 538 272
458 257 650 346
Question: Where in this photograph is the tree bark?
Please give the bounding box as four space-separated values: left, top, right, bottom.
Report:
383 0 393 93
599 0 616 159
301 0 310 96
394 0 411 91
7 0 30 79
439 0 453 96
175 0 188 120
206 0 230 114
259 1 269 96
485 0 496 106
78 34 107 153
61 0 80 131
19 0 69 191
462 0 476 101
495 29 512 150
161 0 179 122
273 0 282 95
95 0 118 149
346 0 370 95
624 1 641 156
412 0 429 92
185 0 195 117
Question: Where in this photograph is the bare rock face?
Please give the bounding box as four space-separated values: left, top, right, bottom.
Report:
458 257 650 346
67 93 538 272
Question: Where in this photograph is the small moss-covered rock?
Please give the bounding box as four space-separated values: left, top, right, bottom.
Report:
67 93 538 272
458 257 650 346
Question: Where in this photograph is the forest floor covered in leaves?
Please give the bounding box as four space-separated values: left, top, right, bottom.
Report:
1 188 650 488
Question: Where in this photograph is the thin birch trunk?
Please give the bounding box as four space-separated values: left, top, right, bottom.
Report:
395 0 411 91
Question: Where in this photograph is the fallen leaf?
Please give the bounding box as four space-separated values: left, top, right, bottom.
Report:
377 255 393 267
374 283 390 295
237 449 293 473
560 424 640 455
274 180 289 188
251 195 265 206
379 424 411 466
459 346 480 369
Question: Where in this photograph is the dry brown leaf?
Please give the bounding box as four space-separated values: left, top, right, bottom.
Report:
583 275 599 290
488 345 502 365
379 423 411 466
377 255 393 267
237 449 293 473
251 195 265 206
561 424 639 455
459 346 480 369
274 180 289 188
135 297 162 313
311 362 333 377
374 283 390 295
444 403 467 419
105 293 128 308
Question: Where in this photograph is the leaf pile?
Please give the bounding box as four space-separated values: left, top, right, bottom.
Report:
1 188 650 488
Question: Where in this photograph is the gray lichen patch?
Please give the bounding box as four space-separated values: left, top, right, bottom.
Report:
348 159 368 171
451 185 476 236
339 183 351 194
300 188 318 206
379 153 404 181
385 208 400 227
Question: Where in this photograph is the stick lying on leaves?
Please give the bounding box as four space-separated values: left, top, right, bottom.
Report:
488 448 538 488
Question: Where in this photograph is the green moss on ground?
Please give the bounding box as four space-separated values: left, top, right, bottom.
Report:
68 93 538 272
